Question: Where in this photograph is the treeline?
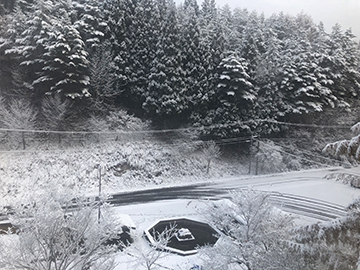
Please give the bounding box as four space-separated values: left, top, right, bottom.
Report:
0 0 360 139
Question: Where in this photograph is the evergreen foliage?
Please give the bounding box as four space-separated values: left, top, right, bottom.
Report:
0 0 359 137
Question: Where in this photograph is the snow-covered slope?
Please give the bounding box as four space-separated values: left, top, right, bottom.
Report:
0 140 247 207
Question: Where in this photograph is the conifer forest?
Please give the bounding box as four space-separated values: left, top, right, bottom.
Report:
0 0 360 139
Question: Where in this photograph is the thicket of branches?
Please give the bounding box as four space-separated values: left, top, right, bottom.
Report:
200 190 360 270
0 193 121 270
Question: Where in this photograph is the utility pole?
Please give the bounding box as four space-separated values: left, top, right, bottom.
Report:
98 164 102 223
248 136 253 174
22 132 26 150
255 140 260 175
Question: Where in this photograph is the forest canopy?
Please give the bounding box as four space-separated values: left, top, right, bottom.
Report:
0 0 359 139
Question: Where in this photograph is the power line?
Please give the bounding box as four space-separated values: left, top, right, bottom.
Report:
268 139 343 165
0 119 353 136
258 119 353 129
253 139 341 167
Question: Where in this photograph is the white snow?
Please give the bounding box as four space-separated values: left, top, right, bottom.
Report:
108 166 360 269
112 200 207 269
1 138 360 269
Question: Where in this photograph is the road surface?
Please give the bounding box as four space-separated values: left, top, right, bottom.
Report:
108 166 360 221
1 166 360 231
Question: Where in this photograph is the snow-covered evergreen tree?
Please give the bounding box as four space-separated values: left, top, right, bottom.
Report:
143 0 187 125
254 28 285 134
3 0 91 100
72 0 108 51
328 25 360 100
178 0 206 117
88 41 117 111
196 55 255 138
238 11 265 77
323 122 360 162
3 0 52 100
109 0 159 114
34 22 90 98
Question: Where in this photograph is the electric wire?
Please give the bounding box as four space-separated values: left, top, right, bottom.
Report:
0 119 353 136
253 138 342 167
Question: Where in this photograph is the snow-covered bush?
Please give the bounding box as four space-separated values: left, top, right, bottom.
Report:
40 94 74 131
0 138 246 208
292 198 360 269
325 173 360 188
86 110 149 143
254 140 285 174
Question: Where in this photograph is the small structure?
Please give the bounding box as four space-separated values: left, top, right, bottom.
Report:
176 228 195 241
144 217 219 256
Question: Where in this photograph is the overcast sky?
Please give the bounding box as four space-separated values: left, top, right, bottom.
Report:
188 0 360 40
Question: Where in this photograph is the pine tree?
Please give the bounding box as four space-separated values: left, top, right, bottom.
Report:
178 0 205 118
104 0 135 98
73 0 108 51
143 0 187 126
109 0 158 114
4 0 53 100
329 25 360 99
3 0 91 100
238 11 265 77
254 28 286 134
34 23 91 98
197 55 255 138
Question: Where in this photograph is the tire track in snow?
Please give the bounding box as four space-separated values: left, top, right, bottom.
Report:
267 193 347 221
109 183 347 222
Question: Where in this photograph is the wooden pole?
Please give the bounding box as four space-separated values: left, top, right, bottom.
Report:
98 165 101 223
255 140 260 175
249 136 253 174
22 132 26 150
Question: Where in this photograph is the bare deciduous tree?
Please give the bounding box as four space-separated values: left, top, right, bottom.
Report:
126 224 177 270
201 141 221 174
88 42 117 112
1 98 37 149
0 196 118 270
199 189 305 270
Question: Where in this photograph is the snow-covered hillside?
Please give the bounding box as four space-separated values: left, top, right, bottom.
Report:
0 139 247 207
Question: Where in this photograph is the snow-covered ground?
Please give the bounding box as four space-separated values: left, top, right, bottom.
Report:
0 140 247 207
2 139 360 269
109 166 360 269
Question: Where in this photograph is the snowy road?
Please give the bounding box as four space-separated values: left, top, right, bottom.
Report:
109 166 360 222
